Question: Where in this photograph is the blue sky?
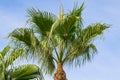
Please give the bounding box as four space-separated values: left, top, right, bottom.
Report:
0 0 120 80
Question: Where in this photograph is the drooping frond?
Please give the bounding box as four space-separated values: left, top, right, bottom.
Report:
39 39 56 75
8 64 44 80
0 46 10 58
40 53 55 75
63 43 97 66
8 28 39 54
62 23 109 66
0 46 44 80
81 23 109 44
5 49 23 68
0 52 5 76
27 8 58 38
82 43 97 61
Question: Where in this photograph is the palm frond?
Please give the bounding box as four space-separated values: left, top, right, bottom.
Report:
0 53 5 80
49 3 84 41
67 2 84 28
40 53 55 75
8 64 44 80
5 49 23 68
8 28 39 55
63 43 97 67
39 39 55 75
82 43 97 61
62 23 109 66
81 23 109 44
27 8 58 38
55 16 77 41
0 46 10 58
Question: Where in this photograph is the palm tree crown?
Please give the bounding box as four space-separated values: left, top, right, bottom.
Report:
9 3 109 80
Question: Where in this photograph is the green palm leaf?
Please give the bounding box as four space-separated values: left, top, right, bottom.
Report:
8 64 44 80
28 8 58 38
39 39 55 75
55 16 77 41
67 2 84 27
81 23 109 44
5 49 23 68
0 46 44 80
49 3 84 41
0 46 10 58
63 23 109 66
9 28 39 54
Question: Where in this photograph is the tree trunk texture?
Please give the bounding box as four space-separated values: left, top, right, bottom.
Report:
54 63 67 80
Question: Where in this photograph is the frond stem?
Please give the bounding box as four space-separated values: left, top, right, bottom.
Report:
62 44 81 63
50 39 59 62
52 56 58 63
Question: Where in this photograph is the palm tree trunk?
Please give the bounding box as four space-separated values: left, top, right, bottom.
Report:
54 62 67 80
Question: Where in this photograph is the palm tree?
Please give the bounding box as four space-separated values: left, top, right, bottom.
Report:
0 46 44 80
8 3 109 80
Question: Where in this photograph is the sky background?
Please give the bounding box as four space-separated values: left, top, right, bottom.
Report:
0 0 120 80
